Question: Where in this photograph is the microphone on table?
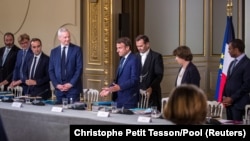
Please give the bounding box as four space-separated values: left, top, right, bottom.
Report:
117 93 138 115
36 89 49 97
32 89 49 106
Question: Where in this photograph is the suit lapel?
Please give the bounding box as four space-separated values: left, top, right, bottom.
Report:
181 63 191 83
141 51 151 74
66 44 73 65
117 53 131 77
55 46 63 78
118 58 126 76
35 53 44 74
230 56 245 76
3 48 13 66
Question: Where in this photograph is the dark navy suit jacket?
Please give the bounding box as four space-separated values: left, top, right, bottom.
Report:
0 45 20 90
12 48 33 94
49 43 83 102
113 52 141 109
12 48 33 81
175 62 200 87
24 53 51 100
223 55 250 110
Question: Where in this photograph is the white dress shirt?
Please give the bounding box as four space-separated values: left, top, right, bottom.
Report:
140 49 150 67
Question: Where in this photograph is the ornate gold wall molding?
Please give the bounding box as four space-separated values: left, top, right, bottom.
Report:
89 2 99 61
86 0 114 90
103 0 112 86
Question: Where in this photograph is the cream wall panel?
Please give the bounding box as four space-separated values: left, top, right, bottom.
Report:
161 68 178 97
186 0 204 54
212 0 238 55
209 71 218 91
245 0 250 56
209 71 219 100
197 66 207 92
0 0 30 33
145 0 179 55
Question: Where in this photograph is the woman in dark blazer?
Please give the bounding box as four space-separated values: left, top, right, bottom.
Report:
173 45 200 87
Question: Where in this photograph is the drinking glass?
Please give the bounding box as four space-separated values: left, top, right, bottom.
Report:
151 106 159 118
111 102 117 113
62 98 68 109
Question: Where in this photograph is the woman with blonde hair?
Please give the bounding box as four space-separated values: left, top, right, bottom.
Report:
163 84 207 125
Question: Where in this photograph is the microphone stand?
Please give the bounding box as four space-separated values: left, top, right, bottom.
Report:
118 93 137 115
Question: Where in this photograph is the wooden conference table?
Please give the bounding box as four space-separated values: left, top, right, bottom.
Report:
0 101 172 141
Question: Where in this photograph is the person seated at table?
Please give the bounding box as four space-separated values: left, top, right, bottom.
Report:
163 84 207 125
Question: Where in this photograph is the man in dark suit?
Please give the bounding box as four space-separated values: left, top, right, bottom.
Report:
100 37 141 109
24 38 51 100
135 35 164 111
222 39 250 121
9 33 33 95
49 27 83 104
0 32 20 90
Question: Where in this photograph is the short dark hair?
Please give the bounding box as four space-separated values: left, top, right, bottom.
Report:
31 38 42 45
230 39 245 53
173 45 193 61
135 34 150 43
116 37 132 48
4 32 15 41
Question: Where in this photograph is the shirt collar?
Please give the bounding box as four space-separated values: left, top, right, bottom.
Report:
61 44 68 48
34 53 42 58
140 49 150 56
6 46 12 49
235 53 245 62
124 51 131 59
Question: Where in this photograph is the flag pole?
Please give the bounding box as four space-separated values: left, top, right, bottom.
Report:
227 0 233 17
214 0 235 102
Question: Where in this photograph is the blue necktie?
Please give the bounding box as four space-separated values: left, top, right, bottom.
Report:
20 50 27 79
61 47 66 81
118 57 125 75
30 57 37 79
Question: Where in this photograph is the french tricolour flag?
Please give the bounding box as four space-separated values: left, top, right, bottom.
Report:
215 16 235 102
